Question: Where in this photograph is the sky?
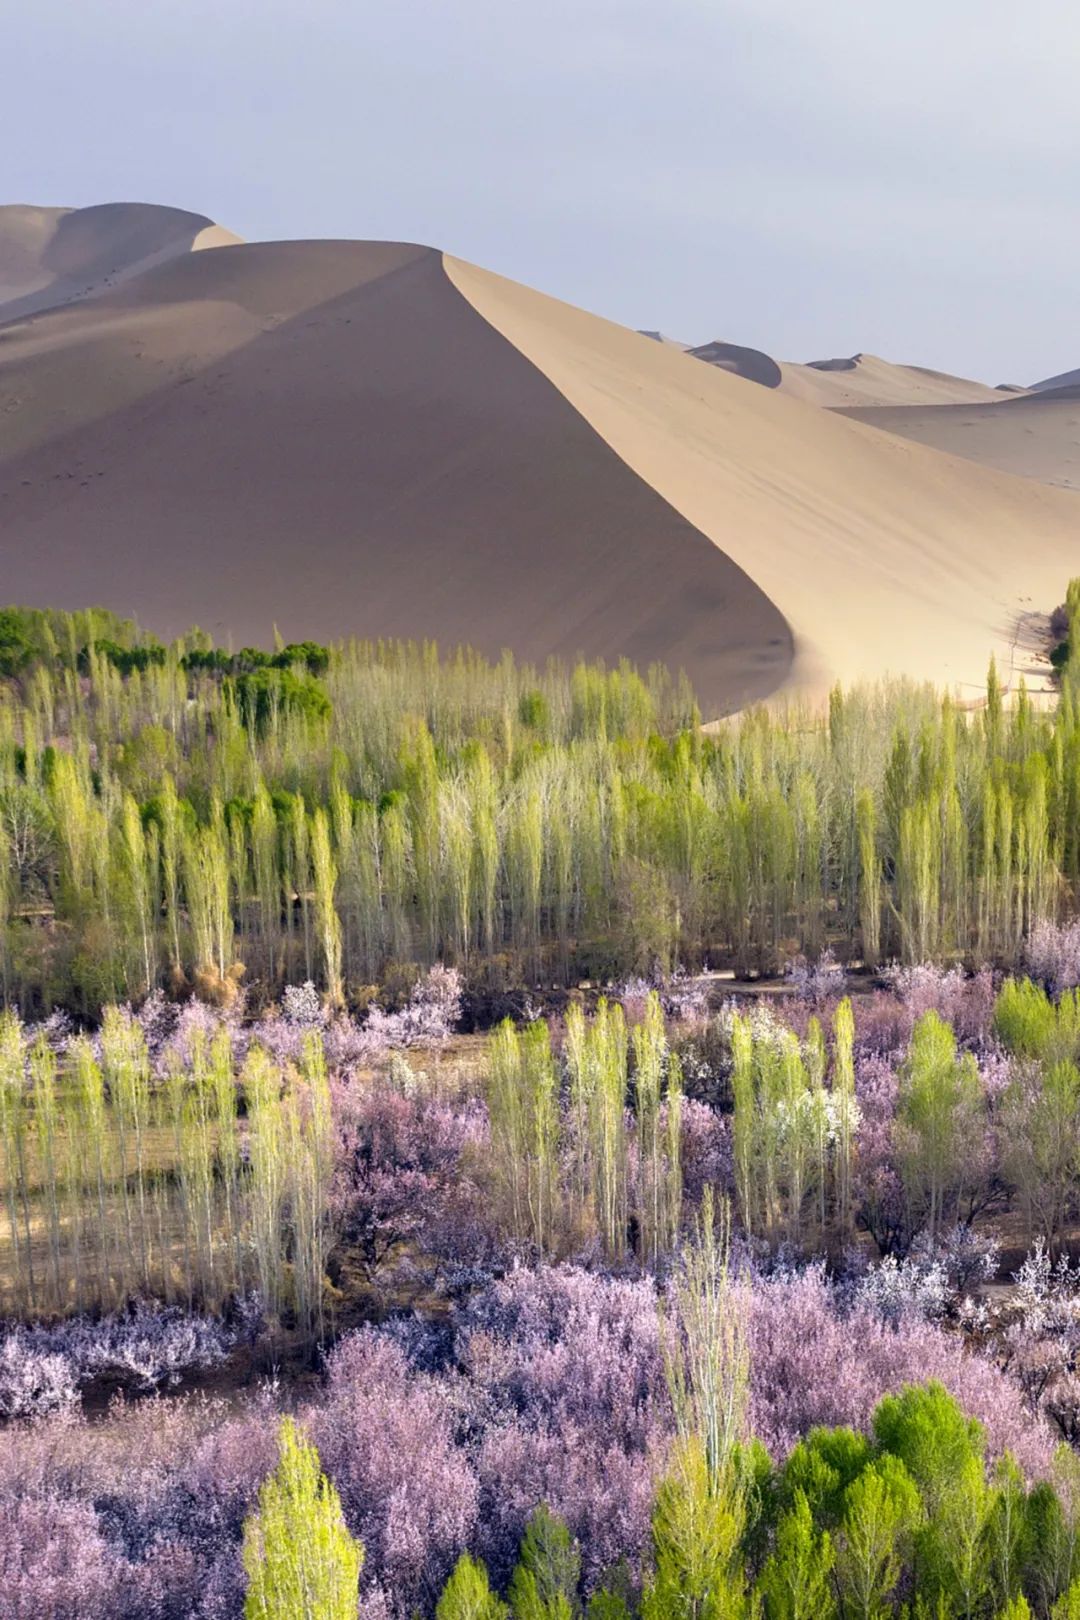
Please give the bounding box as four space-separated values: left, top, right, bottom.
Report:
4 0 1078 384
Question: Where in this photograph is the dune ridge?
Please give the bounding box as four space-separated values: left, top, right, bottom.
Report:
0 203 241 323
779 353 1017 408
0 239 791 716
445 254 1080 701
3 211 1079 716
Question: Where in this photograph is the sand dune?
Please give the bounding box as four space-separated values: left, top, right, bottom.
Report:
779 353 1015 408
668 335 1015 408
687 340 782 389
1031 366 1080 394
2 221 1078 715
838 393 1080 490
0 203 240 323
0 240 790 714
638 330 689 350
447 255 1080 701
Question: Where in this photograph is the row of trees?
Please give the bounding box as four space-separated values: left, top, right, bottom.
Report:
0 605 1078 1010
0 1010 335 1329
488 993 683 1265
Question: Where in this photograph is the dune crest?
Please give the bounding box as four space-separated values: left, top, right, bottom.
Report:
0 203 242 323
445 253 1080 702
0 238 791 717
778 352 1015 408
3 207 1078 717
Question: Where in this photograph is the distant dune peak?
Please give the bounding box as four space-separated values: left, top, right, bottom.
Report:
1030 366 1080 393
805 354 861 373
0 201 241 323
685 340 782 389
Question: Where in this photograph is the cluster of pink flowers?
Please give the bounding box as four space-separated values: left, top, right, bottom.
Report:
0 1303 236 1420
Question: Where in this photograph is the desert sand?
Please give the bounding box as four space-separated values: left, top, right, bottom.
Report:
447 255 1080 703
0 203 240 323
1031 366 1080 393
2 216 1079 717
0 239 790 714
779 353 1016 408
672 333 1016 408
838 393 1080 490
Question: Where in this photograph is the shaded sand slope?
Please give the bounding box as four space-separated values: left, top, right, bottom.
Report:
1031 367 1080 393
447 255 1080 701
779 353 1014 408
688 340 782 389
0 203 239 322
839 393 1080 491
0 240 791 716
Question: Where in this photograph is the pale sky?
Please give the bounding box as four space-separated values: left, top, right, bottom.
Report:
5 0 1078 384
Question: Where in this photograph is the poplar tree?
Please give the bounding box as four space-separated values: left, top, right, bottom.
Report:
310 808 344 1008
242 1417 363 1620
759 1490 836 1620
439 1555 509 1620
642 1437 749 1620
897 1012 983 1242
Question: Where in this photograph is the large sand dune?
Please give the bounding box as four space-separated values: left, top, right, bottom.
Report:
1 223 1078 715
0 240 791 714
0 203 240 323
446 256 1080 701
839 393 1080 490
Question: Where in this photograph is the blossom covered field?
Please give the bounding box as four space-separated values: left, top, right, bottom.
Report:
5 941 1080 1615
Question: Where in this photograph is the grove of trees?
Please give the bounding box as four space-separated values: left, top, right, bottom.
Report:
0 601 1078 1013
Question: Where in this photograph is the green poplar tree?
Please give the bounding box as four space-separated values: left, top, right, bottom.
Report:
242 1417 363 1620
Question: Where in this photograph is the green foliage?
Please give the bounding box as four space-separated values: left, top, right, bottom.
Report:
642 1440 749 1620
0 1013 335 1327
1052 1583 1080 1620
242 1416 363 1620
438 1555 509 1620
509 1506 581 1620
79 639 166 677
233 667 332 733
778 1426 873 1527
993 980 1080 1064
834 1454 920 1620
430 1382 1080 1620
488 1018 561 1253
758 1490 835 1620
896 1014 984 1241
872 1382 985 1511
0 610 37 680
0 607 1079 1013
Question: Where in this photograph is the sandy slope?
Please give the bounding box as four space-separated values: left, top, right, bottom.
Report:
446 255 1080 701
838 393 1080 490
0 240 790 715
0 203 240 322
1031 366 1080 393
779 353 1015 408
3 220 1078 714
671 338 1016 407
